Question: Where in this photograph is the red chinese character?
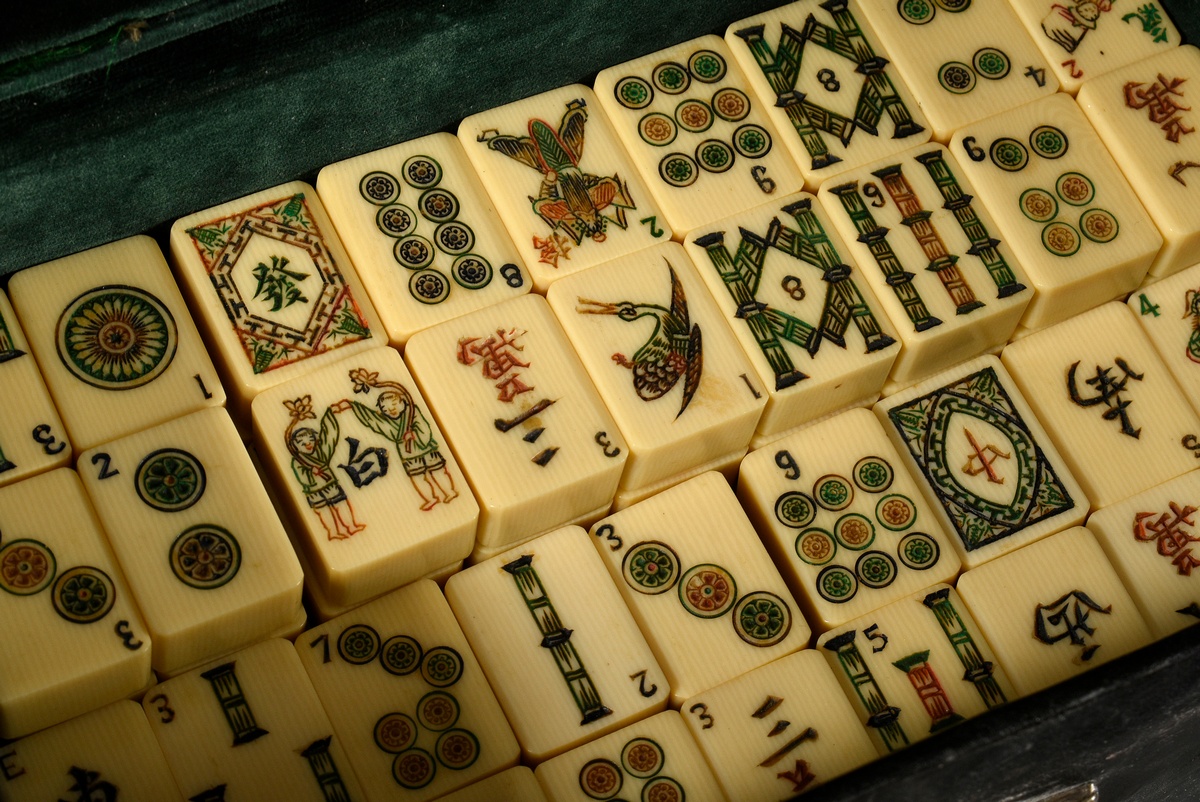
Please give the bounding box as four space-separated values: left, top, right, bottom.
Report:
1124 75 1194 142
457 329 534 402
1134 503 1200 575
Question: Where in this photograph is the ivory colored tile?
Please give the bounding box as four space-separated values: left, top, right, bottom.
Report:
682 191 900 445
0 469 152 739
547 242 764 494
0 288 70 488
818 142 1032 391
0 701 182 801
143 638 365 801
956 527 1152 697
1078 45 1200 279
316 132 530 346
78 408 305 676
252 346 477 611
459 84 671 293
534 711 726 802
591 472 808 705
1009 0 1181 94
594 35 804 236
725 1 932 191
1087 471 1200 640
738 408 961 632
1002 302 1200 509
169 181 383 423
437 766 548 802
816 584 1015 756
7 236 224 453
295 580 518 801
403 294 627 556
445 526 667 763
874 355 1088 569
950 93 1162 333
681 649 876 800
856 1 1060 142
1130 260 1200 419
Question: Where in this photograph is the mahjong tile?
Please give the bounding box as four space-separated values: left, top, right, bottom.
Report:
436 767 548 802
595 35 804 235
403 294 627 558
1087 471 1200 639
1130 260 1200 419
1002 301 1200 509
682 191 900 446
818 142 1032 391
316 132 530 346
0 701 182 801
8 235 224 453
252 346 477 612
856 0 1060 142
950 93 1162 333
738 408 961 632
0 288 70 487
1009 0 1182 94
1078 45 1200 279
546 242 764 496
681 649 876 799
725 1 932 191
78 407 305 676
445 526 667 763
143 638 365 801
459 84 670 293
874 355 1088 569
0 469 152 739
591 472 808 705
295 580 519 800
169 181 383 423
534 711 726 802
955 527 1152 696
816 584 1015 756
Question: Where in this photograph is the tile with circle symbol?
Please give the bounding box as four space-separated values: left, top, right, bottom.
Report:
169 181 382 424
724 1 932 192
446 526 667 763
0 700 185 801
682 190 900 446
0 287 71 488
434 766 548 802
317 132 530 346
459 84 671 294
1002 302 1200 510
950 93 1162 334
1008 0 1182 95
77 407 304 677
1086 470 1200 641
590 472 807 706
1129 260 1200 422
854 0 1060 143
7 236 224 454
403 294 627 559
0 469 152 739
815 583 1015 757
595 34 805 235
874 354 1087 569
682 647 881 797
534 711 726 802
546 242 765 497
1078 45 1200 280
817 141 1032 392
143 638 365 801
252 346 477 616
956 527 1152 697
738 408 961 632
295 580 518 801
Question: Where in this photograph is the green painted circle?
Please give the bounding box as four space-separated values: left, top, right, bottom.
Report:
652 61 690 94
679 563 737 618
615 76 654 109
380 635 423 675
403 155 442 188
734 591 792 646
696 139 735 172
659 153 698 187
1080 208 1119 243
898 0 935 24
733 124 772 159
623 540 681 594
688 49 727 83
989 138 1029 172
136 448 206 512
853 456 894 493
52 565 115 623
451 254 493 290
898 532 941 570
775 491 817 529
1020 188 1058 222
639 112 677 147
856 550 897 589
170 525 240 590
0 539 55 596
421 646 464 687
817 564 857 603
796 528 837 566
338 624 381 664
1030 125 1069 159
56 285 178 390
360 171 400 205
936 0 971 10
973 47 1010 79
409 269 451 305
938 61 976 94
814 474 854 511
